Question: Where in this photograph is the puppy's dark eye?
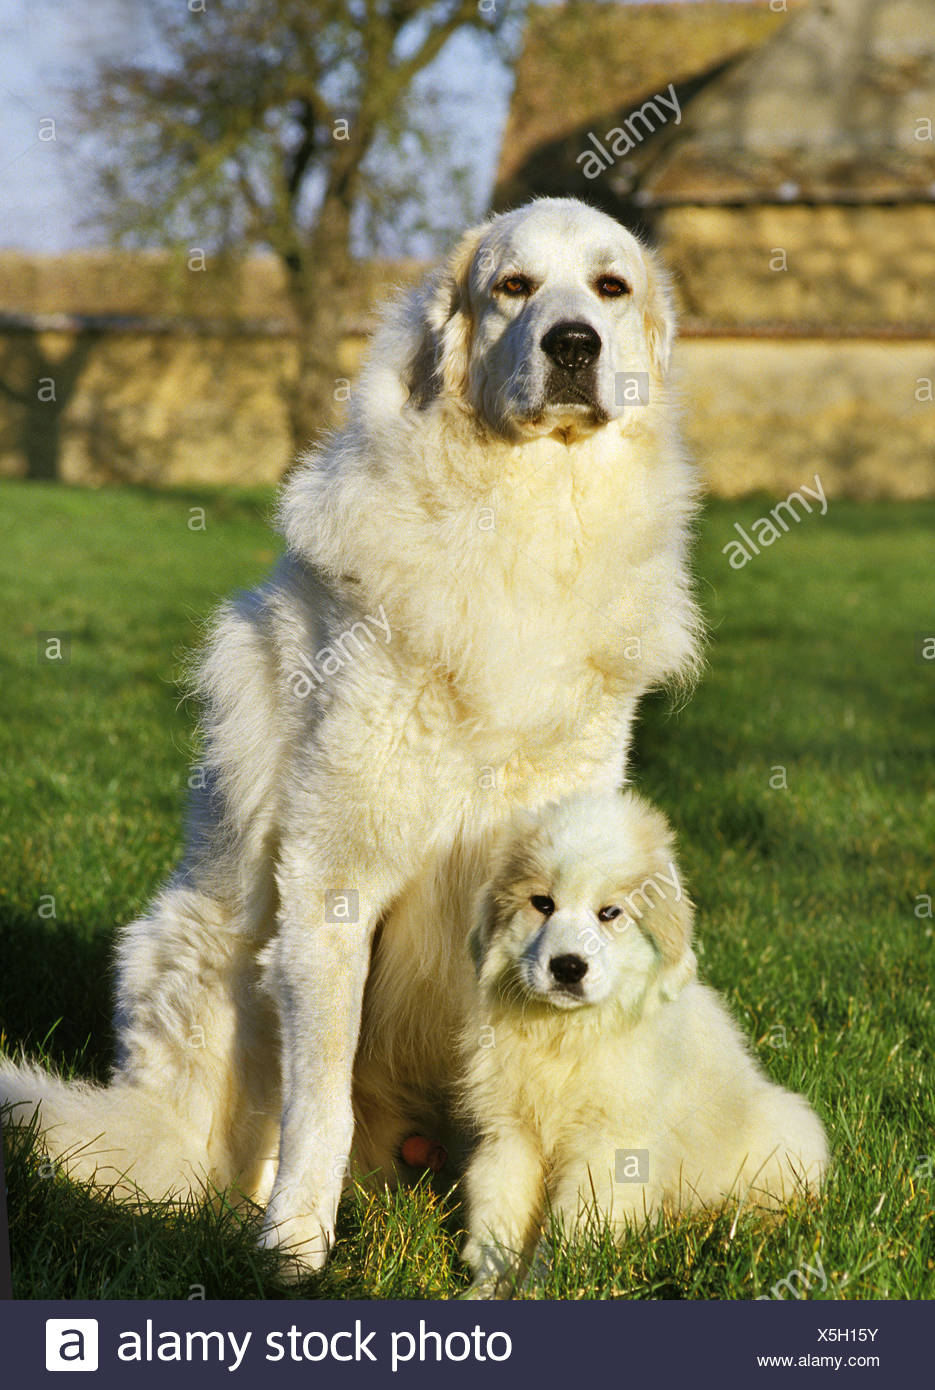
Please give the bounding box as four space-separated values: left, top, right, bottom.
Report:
597 905 622 922
497 274 534 298
530 894 555 916
595 275 630 299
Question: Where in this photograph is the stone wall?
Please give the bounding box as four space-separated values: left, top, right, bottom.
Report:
660 206 935 328
675 334 935 499
1 324 933 497
0 325 367 487
0 326 299 487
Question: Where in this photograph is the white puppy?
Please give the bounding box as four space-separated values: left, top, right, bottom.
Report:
1 198 700 1277
461 791 829 1296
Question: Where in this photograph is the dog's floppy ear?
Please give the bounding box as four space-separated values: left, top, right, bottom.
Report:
658 942 697 1002
647 886 696 1002
406 220 489 408
642 247 676 379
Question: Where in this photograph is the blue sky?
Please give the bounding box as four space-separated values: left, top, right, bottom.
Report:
0 0 515 255
0 1 138 250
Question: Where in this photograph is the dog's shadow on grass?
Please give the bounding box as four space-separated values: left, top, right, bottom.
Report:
0 907 115 1079
3 1113 295 1300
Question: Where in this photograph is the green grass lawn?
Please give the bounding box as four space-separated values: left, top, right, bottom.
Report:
2 479 933 1300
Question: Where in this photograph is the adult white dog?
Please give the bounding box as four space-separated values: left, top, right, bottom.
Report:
0 198 701 1275
460 790 829 1297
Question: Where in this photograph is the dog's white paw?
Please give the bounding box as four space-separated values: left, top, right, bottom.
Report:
460 1240 519 1299
259 1205 333 1280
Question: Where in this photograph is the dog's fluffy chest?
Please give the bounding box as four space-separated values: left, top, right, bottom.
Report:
282 419 697 741
466 1004 681 1148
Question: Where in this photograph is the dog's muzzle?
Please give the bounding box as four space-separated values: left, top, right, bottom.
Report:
540 320 602 412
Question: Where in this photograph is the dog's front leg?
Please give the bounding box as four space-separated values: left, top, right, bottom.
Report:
462 1130 544 1298
259 875 387 1276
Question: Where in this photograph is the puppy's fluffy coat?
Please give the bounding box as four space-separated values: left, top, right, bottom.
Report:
461 791 829 1294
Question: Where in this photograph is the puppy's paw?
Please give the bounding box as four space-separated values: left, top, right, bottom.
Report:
461 1240 519 1299
259 1205 333 1280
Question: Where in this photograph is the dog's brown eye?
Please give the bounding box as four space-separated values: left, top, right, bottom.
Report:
530 894 555 916
597 905 622 922
498 274 534 297
595 275 630 298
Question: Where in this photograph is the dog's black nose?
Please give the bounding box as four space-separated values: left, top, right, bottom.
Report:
541 321 601 372
549 953 588 986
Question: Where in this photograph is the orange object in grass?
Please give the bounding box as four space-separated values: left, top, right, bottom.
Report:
400 1134 448 1172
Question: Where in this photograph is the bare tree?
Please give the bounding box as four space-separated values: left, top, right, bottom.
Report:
77 0 518 455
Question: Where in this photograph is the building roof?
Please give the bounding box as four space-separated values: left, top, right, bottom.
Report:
496 0 935 218
641 0 935 205
494 1 793 216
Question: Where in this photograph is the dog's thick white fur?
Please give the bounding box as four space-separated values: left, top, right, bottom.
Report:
460 790 829 1296
0 198 701 1275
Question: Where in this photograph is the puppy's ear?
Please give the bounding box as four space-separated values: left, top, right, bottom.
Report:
646 884 696 1001
406 221 488 407
658 943 697 1002
642 247 676 379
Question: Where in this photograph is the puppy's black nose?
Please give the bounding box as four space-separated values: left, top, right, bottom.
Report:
541 321 601 372
549 953 588 986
